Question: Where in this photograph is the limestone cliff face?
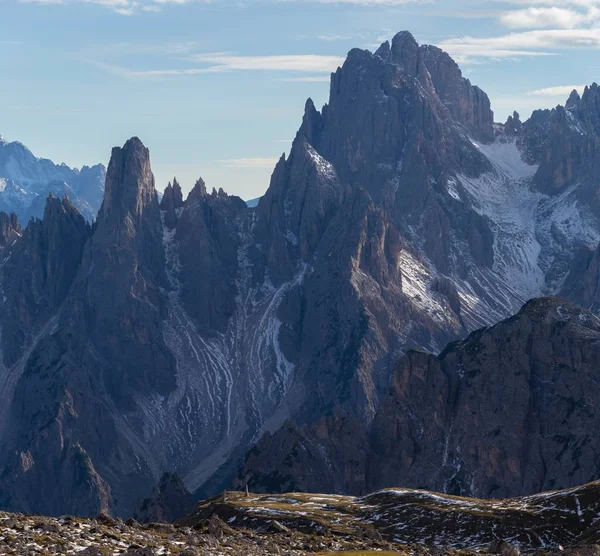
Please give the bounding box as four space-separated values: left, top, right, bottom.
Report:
175 181 246 335
534 84 600 201
0 196 90 367
160 178 184 230
237 298 600 499
561 242 600 312
0 138 175 517
422 44 494 143
0 212 20 246
369 298 600 497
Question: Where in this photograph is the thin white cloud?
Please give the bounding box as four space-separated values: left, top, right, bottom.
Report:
526 84 587 95
221 157 279 169
188 53 344 72
280 76 331 82
500 7 592 29
18 0 203 14
317 34 355 41
20 0 64 4
286 0 431 3
438 28 600 61
88 53 344 79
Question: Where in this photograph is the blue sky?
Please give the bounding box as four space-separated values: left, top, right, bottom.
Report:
1 0 600 199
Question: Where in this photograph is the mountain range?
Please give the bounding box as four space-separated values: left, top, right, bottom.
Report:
1 30 600 518
0 134 105 223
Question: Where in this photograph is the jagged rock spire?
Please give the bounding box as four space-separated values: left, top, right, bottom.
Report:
298 98 324 149
566 89 581 109
0 211 21 246
100 137 157 222
187 177 208 202
160 177 184 229
391 31 420 77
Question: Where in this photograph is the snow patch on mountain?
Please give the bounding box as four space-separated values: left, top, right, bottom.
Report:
131 211 306 492
0 138 105 223
458 137 600 303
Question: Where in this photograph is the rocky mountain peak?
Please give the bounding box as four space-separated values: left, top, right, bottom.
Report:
566 89 581 109
298 97 323 148
374 39 391 60
99 137 157 222
160 177 184 229
534 83 600 196
504 111 522 135
187 177 208 202
390 30 420 76
421 43 494 142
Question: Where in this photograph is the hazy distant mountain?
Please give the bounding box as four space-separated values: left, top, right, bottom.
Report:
1 31 600 518
0 135 105 223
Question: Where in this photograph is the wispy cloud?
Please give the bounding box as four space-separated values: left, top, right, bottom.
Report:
431 0 600 63
284 0 431 3
220 157 279 168
187 53 344 72
18 0 206 14
438 28 600 62
526 84 588 96
500 7 596 29
281 76 331 82
87 53 344 79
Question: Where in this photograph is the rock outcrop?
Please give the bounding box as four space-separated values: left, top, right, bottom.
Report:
561 242 600 312
0 211 20 246
534 84 600 201
0 195 90 366
238 298 600 499
175 181 246 335
160 178 184 229
422 44 494 142
134 473 195 523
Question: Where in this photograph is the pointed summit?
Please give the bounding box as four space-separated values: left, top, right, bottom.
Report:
566 89 581 109
298 98 323 149
374 40 391 61
100 137 157 222
391 31 419 76
160 177 184 229
187 177 208 202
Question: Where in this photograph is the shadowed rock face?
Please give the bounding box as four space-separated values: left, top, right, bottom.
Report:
0 138 176 517
368 297 600 498
134 473 195 523
238 298 600 499
422 44 494 143
0 212 20 246
176 181 247 335
561 240 600 313
534 84 600 202
160 178 184 229
0 195 90 367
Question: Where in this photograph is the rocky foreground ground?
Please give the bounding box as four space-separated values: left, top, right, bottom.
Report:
5 482 600 555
